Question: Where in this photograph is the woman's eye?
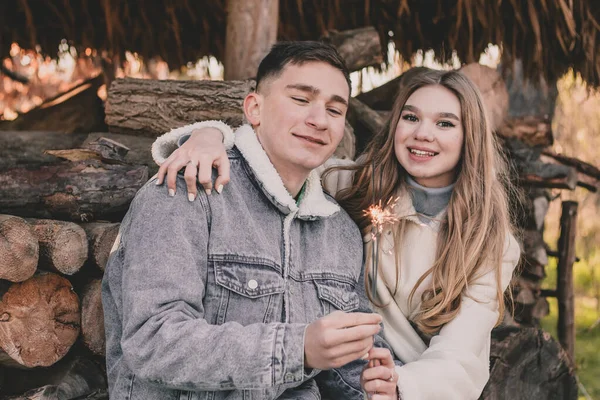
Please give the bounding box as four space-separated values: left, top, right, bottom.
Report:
292 97 309 103
438 121 455 128
402 114 418 122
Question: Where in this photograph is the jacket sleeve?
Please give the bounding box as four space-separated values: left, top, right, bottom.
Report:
315 262 403 399
151 120 235 165
116 178 307 391
393 234 522 400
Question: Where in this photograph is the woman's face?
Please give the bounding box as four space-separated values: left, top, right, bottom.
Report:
394 85 464 188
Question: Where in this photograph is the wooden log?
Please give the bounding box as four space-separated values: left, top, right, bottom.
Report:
0 356 107 398
80 223 120 271
0 272 80 368
0 160 148 222
541 149 600 179
355 66 431 111
481 326 577 400
557 201 577 362
497 116 553 147
459 63 509 131
0 215 38 282
27 219 88 275
347 97 386 153
0 131 156 175
224 0 278 80
322 27 383 72
105 78 254 137
0 75 106 134
80 280 105 356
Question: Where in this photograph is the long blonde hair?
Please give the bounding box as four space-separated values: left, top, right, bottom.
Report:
331 68 517 335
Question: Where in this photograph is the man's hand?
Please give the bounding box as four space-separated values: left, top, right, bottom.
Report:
361 347 399 400
156 128 231 200
304 311 382 370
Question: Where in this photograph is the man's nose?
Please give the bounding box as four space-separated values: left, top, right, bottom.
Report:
305 104 328 130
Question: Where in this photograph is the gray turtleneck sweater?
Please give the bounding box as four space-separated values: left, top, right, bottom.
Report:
406 176 454 223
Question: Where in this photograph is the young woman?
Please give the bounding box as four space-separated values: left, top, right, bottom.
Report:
152 68 521 400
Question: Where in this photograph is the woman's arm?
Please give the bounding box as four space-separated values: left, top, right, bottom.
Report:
151 121 358 199
392 234 521 400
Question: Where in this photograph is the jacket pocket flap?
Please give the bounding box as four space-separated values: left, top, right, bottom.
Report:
215 262 285 298
314 280 359 311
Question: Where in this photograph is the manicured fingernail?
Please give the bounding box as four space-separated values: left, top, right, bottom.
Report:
361 353 369 360
188 193 196 202
216 184 223 194
205 189 212 195
155 180 161 185
168 189 175 197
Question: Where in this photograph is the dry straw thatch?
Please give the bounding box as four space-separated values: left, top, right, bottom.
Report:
1 0 599 86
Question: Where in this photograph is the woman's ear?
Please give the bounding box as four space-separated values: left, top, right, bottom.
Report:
243 93 261 126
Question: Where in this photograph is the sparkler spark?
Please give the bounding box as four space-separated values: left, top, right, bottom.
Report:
364 197 400 238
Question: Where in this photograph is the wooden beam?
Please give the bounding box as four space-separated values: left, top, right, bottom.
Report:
224 0 279 80
322 27 383 72
557 201 578 362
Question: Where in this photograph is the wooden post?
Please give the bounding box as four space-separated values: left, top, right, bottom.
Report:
557 201 577 362
224 0 279 80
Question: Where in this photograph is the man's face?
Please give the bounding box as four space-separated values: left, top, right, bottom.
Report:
247 61 349 177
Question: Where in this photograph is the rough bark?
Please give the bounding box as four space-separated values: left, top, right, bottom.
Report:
79 223 120 272
80 280 105 356
557 201 577 362
480 327 577 400
0 131 156 175
0 215 38 282
0 272 80 368
105 78 255 137
27 219 88 275
347 97 386 154
322 27 383 72
0 75 106 134
0 160 148 222
224 0 279 80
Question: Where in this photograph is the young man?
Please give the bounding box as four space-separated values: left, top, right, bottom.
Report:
102 42 396 400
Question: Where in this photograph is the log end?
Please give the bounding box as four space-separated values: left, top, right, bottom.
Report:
0 272 81 368
0 215 39 282
81 280 105 356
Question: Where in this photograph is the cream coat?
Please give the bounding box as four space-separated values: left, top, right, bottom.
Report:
321 158 521 400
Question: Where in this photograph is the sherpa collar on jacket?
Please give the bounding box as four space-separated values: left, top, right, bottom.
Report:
234 124 340 220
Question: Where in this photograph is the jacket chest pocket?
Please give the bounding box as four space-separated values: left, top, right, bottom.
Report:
314 279 360 315
214 261 285 324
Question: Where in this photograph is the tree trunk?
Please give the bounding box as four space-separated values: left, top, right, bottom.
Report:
1 357 107 399
105 78 255 137
322 27 383 72
0 272 80 368
0 131 157 175
481 326 577 400
347 97 386 154
0 75 106 134
0 160 148 222
80 223 120 272
80 280 105 356
27 219 88 275
224 0 279 80
0 215 38 282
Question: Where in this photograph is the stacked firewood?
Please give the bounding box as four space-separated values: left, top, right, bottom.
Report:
0 27 591 400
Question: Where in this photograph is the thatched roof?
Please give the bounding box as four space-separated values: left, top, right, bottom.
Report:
1 0 599 86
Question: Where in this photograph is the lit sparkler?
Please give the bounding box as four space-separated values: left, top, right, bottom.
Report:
365 162 400 299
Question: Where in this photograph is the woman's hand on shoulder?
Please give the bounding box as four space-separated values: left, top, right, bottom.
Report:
156 128 230 200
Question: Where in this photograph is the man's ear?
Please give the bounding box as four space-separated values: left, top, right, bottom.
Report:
243 93 262 126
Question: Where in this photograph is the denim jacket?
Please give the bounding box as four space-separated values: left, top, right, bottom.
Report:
102 125 392 400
